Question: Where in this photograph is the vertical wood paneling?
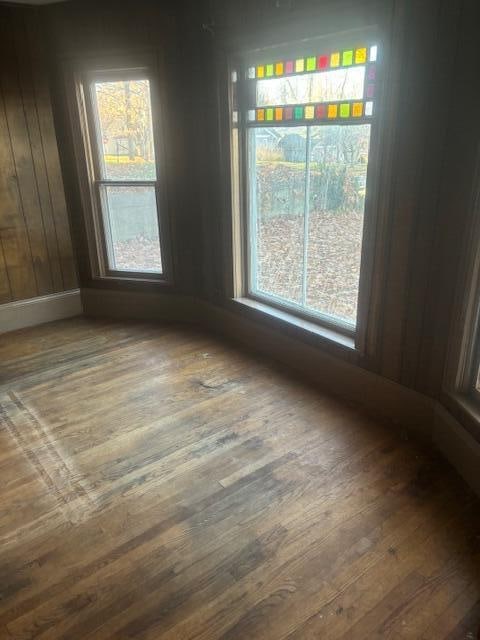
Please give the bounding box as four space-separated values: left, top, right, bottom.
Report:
0 5 77 304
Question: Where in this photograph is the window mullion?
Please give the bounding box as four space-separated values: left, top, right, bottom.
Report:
302 126 312 308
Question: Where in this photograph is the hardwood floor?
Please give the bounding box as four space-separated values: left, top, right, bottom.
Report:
0 317 479 639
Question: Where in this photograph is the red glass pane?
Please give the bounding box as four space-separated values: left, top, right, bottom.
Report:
315 104 326 119
317 55 329 69
285 60 294 74
284 106 294 120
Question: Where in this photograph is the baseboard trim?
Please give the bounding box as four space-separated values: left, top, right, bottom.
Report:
81 288 194 323
0 289 82 334
434 403 480 496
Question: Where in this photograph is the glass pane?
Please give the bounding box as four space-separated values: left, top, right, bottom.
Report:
256 67 365 106
306 125 371 323
101 185 162 273
93 79 156 181
250 127 307 303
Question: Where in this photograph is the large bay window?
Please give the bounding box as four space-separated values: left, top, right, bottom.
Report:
233 39 380 336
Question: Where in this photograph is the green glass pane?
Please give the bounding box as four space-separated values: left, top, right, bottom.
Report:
266 107 274 121
306 56 316 71
294 106 304 120
340 103 350 118
266 64 274 77
342 50 354 66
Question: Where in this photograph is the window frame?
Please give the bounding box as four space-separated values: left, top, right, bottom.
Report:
231 31 384 344
72 58 173 285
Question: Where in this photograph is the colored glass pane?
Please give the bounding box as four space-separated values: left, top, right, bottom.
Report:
306 56 316 71
315 104 326 118
355 48 367 64
340 103 350 118
295 58 305 73
352 102 363 117
342 50 353 66
367 65 376 81
294 106 304 120
248 67 256 79
317 55 329 69
365 101 373 116
266 64 274 77
327 104 338 118
275 62 284 76
285 60 294 74
366 84 375 98
330 52 340 67
257 66 265 78
369 45 378 62
257 108 265 121
305 105 315 119
275 107 283 120
266 107 274 120
284 106 294 120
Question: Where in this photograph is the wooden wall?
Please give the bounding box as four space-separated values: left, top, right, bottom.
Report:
0 4 77 305
42 0 480 418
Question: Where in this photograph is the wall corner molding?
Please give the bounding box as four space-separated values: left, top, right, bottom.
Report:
0 290 82 334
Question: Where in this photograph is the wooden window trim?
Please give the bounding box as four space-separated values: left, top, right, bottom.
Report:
64 53 173 286
225 21 397 357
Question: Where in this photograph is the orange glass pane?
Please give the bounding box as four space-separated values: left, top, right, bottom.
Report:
257 108 265 121
327 104 338 118
352 102 363 117
275 107 283 120
275 62 284 76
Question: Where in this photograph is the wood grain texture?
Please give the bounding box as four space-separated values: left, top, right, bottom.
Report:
0 317 479 639
0 5 77 304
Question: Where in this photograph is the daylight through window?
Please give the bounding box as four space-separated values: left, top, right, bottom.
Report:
242 44 378 328
90 77 162 274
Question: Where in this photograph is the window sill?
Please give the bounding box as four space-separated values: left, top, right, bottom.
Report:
231 296 356 354
441 391 480 443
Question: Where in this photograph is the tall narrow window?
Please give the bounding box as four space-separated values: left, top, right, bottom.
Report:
240 43 379 332
87 72 165 277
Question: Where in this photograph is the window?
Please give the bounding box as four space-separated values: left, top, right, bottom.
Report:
235 42 379 333
83 70 168 279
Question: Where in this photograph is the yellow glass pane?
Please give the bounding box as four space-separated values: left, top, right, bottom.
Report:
330 52 340 67
257 65 265 78
355 48 367 64
304 105 315 119
352 102 363 117
275 107 283 120
295 58 305 73
327 104 338 118
275 62 284 76
257 108 265 121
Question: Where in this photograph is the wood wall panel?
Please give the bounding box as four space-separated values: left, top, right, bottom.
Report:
0 5 77 304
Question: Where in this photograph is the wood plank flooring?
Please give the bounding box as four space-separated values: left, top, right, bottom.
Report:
0 317 479 639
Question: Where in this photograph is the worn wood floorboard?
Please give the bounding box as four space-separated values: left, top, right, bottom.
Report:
0 317 479 639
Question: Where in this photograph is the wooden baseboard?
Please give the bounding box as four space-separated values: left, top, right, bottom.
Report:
433 403 480 496
0 290 82 334
81 287 194 323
